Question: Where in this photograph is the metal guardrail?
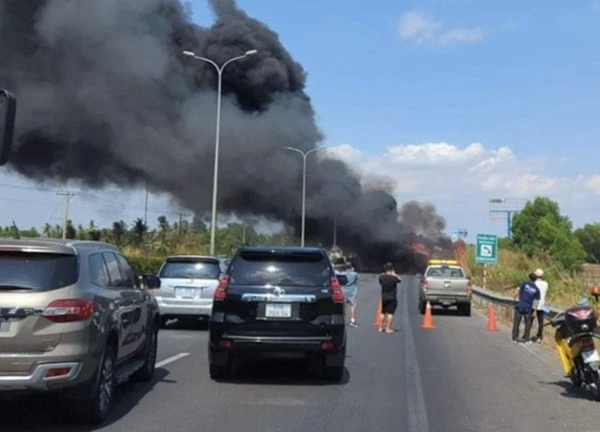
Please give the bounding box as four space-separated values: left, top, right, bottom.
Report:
472 286 600 335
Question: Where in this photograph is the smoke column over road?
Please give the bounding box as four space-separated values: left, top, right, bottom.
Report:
0 0 448 270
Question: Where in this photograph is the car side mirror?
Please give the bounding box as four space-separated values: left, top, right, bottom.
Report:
0 90 17 166
141 274 161 289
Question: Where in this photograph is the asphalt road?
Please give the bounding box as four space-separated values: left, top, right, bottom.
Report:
2 275 600 431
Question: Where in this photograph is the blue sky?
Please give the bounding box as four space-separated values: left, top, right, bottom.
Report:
1 0 600 242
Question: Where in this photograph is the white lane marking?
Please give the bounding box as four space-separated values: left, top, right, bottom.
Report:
402 280 431 432
155 352 190 368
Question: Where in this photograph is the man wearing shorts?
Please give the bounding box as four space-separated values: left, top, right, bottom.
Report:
378 262 401 333
343 263 360 327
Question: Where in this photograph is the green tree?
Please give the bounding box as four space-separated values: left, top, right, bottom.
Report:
512 196 585 271
191 214 207 233
574 223 600 263
132 218 148 246
66 220 77 239
512 197 572 256
112 221 127 246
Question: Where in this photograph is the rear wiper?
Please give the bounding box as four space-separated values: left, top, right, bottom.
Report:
0 285 35 291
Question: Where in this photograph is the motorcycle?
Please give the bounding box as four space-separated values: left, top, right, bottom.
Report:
551 289 600 400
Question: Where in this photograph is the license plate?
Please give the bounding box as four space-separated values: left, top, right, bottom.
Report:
175 288 197 299
265 303 292 318
582 350 600 364
441 299 456 306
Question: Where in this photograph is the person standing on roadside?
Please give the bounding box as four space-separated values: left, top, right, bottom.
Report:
378 262 401 333
533 268 549 343
343 263 360 327
512 272 540 344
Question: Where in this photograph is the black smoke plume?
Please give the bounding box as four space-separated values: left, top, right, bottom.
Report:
0 0 448 271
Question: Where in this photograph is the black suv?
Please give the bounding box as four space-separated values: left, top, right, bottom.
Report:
208 247 347 381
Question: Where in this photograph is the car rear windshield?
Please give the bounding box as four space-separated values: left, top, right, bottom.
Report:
0 252 78 292
426 267 465 278
230 251 331 287
159 259 221 280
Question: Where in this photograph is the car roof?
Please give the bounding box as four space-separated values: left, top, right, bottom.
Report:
165 255 221 261
239 246 325 254
0 237 119 255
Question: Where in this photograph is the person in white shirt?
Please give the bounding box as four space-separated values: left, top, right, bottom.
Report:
534 268 549 342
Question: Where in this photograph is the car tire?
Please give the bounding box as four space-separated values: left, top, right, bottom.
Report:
460 304 471 316
79 344 116 425
132 323 158 383
323 365 344 382
209 363 230 381
159 317 169 329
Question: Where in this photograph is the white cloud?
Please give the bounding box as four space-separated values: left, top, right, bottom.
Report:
385 142 484 165
398 11 485 46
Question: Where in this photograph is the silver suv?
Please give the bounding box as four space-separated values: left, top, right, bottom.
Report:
0 239 160 424
154 255 222 326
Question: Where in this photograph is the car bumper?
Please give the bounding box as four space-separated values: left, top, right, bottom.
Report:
156 297 213 317
209 335 346 367
0 361 83 391
424 295 471 306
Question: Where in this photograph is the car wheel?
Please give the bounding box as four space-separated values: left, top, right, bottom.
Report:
79 344 116 425
209 363 230 381
159 317 169 329
132 323 158 383
323 365 344 382
461 304 471 316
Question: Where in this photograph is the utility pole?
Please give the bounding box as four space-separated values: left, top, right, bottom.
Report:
333 212 338 249
57 191 79 239
178 213 190 234
144 181 149 227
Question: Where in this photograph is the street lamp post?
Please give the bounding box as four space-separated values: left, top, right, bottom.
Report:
182 49 257 256
284 146 325 247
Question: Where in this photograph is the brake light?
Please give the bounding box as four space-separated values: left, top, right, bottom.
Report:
421 280 429 292
320 341 334 350
569 309 594 320
331 277 345 303
43 299 94 323
214 275 230 301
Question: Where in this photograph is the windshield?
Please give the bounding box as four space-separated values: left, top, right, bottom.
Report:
426 267 465 278
159 260 221 280
0 252 78 292
230 252 331 287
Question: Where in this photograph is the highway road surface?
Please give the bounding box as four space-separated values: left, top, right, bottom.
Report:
2 275 600 432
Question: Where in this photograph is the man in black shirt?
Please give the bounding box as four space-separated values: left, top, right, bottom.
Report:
378 262 401 333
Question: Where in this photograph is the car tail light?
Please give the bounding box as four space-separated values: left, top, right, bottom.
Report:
214 275 230 301
218 339 232 349
44 367 72 378
421 280 429 292
331 277 345 303
320 341 334 351
569 309 594 320
43 299 94 323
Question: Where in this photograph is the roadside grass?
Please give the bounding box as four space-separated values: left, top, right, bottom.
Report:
464 245 596 312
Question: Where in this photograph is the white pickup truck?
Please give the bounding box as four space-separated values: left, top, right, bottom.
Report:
417 260 472 316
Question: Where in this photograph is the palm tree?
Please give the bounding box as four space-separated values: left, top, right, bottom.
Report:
112 220 127 246
43 223 52 238
132 218 148 246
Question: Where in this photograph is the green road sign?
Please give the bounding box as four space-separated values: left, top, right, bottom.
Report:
476 234 498 264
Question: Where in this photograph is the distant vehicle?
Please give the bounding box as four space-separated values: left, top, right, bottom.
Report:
0 239 160 424
417 259 472 316
208 247 347 381
152 255 222 327
0 89 16 166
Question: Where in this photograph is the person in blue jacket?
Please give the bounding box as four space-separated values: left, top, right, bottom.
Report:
512 272 540 344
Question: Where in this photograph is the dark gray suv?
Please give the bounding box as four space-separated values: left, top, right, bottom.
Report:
0 239 160 424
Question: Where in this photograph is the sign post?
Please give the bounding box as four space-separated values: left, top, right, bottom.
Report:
476 234 498 289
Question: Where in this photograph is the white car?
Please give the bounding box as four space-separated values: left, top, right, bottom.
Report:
154 255 222 326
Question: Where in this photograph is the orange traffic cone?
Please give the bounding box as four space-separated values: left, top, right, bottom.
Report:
486 304 499 332
421 301 435 330
373 301 382 326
